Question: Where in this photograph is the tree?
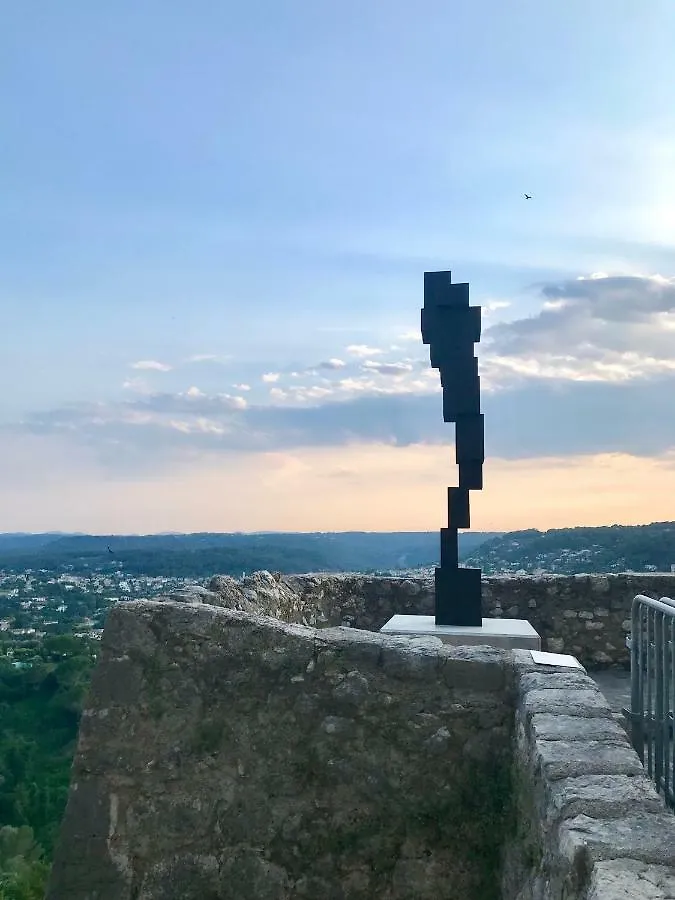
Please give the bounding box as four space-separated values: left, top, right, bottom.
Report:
0 826 49 900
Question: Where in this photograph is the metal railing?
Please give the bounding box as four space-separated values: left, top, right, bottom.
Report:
626 594 675 809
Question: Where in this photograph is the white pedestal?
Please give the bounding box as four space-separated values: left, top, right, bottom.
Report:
380 614 541 651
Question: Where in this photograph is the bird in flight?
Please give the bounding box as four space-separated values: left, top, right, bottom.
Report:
106 545 114 554
524 193 532 200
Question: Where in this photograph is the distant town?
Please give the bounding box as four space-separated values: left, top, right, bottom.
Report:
0 568 192 649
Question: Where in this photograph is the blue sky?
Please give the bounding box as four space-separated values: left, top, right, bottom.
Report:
2 1 675 533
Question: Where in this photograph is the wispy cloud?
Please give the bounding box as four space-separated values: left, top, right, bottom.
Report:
185 354 222 363
122 378 152 394
319 358 346 369
483 300 512 316
262 372 280 383
130 360 172 372
346 344 384 358
362 360 414 375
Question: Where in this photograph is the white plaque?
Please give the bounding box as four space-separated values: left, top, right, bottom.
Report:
531 650 584 669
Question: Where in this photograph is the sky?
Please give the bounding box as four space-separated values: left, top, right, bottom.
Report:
2 1 675 534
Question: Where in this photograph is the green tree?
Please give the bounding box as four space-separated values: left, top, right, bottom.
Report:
0 826 49 900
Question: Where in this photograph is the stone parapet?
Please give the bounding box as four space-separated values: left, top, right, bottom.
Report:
178 571 675 668
502 649 675 899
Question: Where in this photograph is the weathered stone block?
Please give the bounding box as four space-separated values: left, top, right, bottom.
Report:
518 671 593 694
586 859 675 900
560 812 675 868
522 689 611 719
529 714 629 744
544 773 665 825
534 740 644 780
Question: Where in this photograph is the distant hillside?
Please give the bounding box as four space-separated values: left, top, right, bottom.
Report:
0 532 80 553
0 531 500 578
465 522 675 575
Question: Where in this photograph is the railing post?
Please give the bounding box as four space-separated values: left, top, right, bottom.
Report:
671 616 675 806
631 595 644 758
647 606 654 776
665 615 673 803
656 610 664 789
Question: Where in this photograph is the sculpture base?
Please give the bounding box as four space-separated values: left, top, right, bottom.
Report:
380 614 541 651
435 566 482 626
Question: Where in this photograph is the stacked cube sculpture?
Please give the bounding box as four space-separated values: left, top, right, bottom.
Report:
421 271 484 626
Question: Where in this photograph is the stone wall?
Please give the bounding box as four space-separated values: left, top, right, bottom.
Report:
183 571 675 669
48 591 675 899
47 600 514 900
503 650 675 899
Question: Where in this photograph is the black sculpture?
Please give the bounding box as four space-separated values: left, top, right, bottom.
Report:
422 271 483 627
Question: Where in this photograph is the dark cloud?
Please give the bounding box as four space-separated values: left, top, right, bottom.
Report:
539 276 675 321
482 376 675 458
14 372 675 467
485 275 675 364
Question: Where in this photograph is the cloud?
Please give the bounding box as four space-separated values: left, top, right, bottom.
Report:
319 358 346 369
130 360 172 372
346 344 384 357
122 378 152 394
184 354 232 364
233 383 251 391
155 389 249 412
289 386 334 401
362 360 414 375
483 274 675 386
9 273 675 473
185 354 218 363
10 366 675 471
482 300 511 316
